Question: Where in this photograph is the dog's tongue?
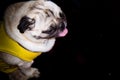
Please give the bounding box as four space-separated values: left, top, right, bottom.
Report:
59 28 68 37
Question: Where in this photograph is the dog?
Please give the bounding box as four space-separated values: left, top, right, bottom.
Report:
0 0 68 80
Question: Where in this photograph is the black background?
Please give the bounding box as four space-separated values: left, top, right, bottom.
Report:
0 0 113 80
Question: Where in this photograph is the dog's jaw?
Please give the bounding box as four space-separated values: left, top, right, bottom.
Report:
18 38 56 52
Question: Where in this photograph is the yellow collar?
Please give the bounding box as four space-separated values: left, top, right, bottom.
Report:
0 22 42 62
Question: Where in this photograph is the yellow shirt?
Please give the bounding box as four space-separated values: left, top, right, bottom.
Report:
0 59 17 73
0 22 42 73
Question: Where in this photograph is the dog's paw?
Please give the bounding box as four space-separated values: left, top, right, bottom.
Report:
20 67 40 78
30 68 40 78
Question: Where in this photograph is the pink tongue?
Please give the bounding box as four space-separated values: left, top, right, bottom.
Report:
59 28 68 37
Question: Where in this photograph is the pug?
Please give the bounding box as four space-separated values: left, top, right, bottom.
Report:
0 0 68 80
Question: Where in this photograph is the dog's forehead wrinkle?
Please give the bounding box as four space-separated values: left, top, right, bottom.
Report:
28 2 62 20
34 1 62 17
28 9 52 20
33 7 58 18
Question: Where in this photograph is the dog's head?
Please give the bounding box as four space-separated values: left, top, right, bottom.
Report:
4 0 68 52
16 0 68 41
5 0 68 41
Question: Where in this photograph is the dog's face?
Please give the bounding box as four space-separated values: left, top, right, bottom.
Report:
16 0 68 42
4 0 68 52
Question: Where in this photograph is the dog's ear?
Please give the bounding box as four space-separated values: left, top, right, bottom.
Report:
17 16 35 33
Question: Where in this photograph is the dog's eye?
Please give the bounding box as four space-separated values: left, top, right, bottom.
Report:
59 12 65 19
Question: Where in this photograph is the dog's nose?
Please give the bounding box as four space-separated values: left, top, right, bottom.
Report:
59 22 66 31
